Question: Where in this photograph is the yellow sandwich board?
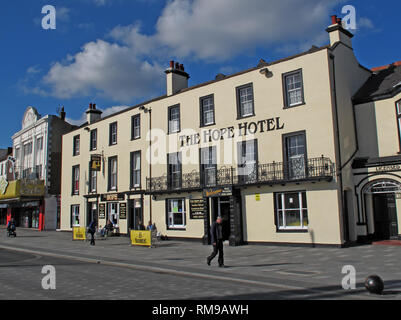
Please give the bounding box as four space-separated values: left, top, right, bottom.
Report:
73 227 87 241
130 230 151 247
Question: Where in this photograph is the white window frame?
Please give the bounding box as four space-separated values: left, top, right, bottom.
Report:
132 115 141 140
285 71 304 107
167 198 186 229
90 169 97 193
109 157 118 191
276 192 308 230
90 130 97 151
168 105 180 134
132 152 141 188
201 96 215 126
238 85 254 118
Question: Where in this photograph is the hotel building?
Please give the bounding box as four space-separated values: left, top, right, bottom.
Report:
60 16 401 247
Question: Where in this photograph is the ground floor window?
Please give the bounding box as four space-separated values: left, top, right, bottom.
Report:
275 191 308 230
166 198 186 229
71 205 80 227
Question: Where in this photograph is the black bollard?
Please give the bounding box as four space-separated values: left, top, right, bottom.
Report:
365 275 384 295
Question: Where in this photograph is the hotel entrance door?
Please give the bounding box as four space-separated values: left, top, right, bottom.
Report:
373 193 398 240
212 197 231 241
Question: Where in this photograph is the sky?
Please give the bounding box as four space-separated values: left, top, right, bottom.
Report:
0 0 399 148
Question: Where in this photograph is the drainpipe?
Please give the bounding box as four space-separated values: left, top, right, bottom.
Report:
329 53 348 245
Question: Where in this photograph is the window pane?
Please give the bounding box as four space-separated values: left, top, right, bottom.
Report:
174 212 183 225
284 210 301 227
284 193 300 209
302 210 309 227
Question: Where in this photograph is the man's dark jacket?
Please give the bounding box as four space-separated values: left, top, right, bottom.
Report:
210 221 223 244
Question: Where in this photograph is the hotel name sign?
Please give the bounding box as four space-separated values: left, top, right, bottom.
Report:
375 165 401 173
179 117 285 147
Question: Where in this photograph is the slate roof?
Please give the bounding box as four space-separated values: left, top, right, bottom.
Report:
353 63 401 104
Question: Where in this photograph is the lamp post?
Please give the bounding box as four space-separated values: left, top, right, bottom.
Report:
139 106 152 223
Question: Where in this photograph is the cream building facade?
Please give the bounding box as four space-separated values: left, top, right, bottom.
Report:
60 16 400 247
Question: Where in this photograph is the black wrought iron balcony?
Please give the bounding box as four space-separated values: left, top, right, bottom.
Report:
146 156 335 194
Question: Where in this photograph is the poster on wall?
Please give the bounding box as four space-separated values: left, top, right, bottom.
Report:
189 199 207 219
99 203 106 219
119 203 127 220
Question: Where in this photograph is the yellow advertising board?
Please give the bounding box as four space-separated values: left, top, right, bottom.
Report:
73 227 87 241
130 230 151 247
0 179 45 201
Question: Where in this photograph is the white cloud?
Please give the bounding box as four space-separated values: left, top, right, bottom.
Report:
109 0 345 61
43 40 164 102
37 0 346 102
358 17 374 30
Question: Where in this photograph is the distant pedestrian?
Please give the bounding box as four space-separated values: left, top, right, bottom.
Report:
88 220 96 246
207 217 224 267
138 221 146 231
146 221 153 231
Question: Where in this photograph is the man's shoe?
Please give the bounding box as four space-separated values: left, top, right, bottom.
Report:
207 258 211 266
219 264 225 268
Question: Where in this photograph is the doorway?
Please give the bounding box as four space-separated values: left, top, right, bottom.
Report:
372 193 398 240
212 197 231 241
129 199 143 230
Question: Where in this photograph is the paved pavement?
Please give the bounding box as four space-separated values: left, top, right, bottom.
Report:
1 227 401 300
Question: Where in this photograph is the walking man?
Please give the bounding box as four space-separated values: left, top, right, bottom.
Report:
88 220 96 246
207 217 224 267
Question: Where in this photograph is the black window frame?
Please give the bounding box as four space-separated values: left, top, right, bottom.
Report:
72 165 80 195
73 135 80 156
282 69 305 109
199 94 215 127
109 122 118 146
130 151 141 189
167 152 182 189
168 104 181 134
131 114 141 140
237 139 258 183
70 204 80 228
88 162 97 194
236 83 255 119
90 129 97 151
199 146 217 186
108 156 118 192
282 130 308 180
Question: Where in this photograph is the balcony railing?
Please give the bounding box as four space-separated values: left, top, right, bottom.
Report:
13 166 44 181
146 156 335 193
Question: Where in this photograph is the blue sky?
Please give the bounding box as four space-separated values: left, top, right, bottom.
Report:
0 0 399 148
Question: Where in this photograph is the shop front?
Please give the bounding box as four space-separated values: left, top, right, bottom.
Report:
353 159 401 242
0 179 45 230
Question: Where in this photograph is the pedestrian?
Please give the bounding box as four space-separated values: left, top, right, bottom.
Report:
207 216 224 267
88 220 96 246
146 221 153 231
138 221 146 231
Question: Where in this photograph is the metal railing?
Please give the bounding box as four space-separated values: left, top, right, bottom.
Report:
146 156 335 193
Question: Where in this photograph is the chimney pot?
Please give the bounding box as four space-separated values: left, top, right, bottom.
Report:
331 15 337 25
180 64 184 71
337 17 342 25
170 60 174 69
175 62 180 70
93 104 96 110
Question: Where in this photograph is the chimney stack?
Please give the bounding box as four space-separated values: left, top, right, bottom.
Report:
165 60 190 96
326 14 354 48
86 102 102 124
60 106 66 121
